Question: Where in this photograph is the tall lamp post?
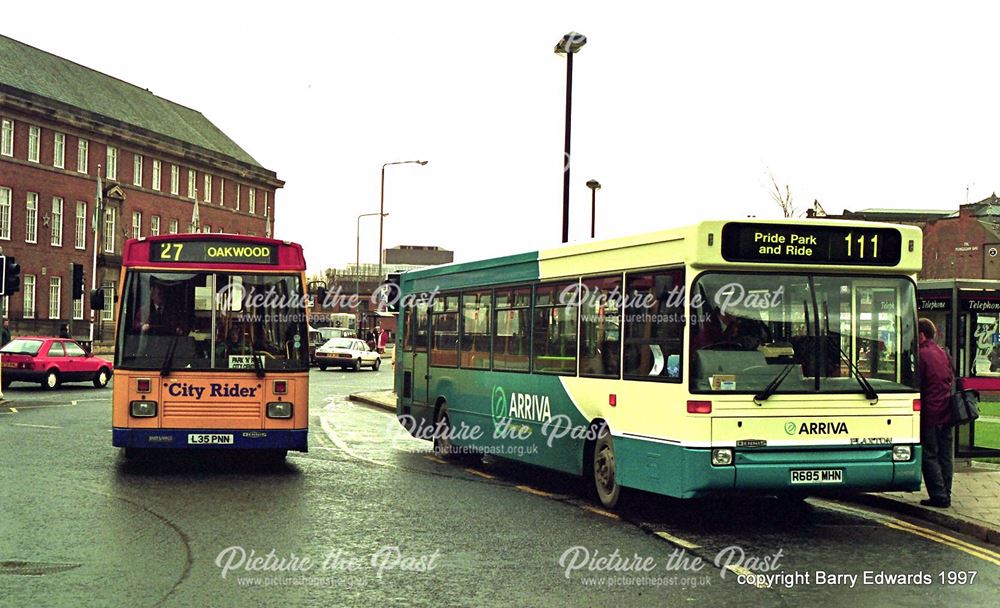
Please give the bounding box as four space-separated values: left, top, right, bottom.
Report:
379 159 428 278
357 212 387 300
554 31 587 243
586 179 601 238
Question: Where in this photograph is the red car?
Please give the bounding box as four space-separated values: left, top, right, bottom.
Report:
1 337 113 389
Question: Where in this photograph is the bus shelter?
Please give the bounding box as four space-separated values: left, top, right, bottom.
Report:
918 279 1000 458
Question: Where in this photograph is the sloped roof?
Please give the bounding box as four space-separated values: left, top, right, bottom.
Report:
0 34 261 168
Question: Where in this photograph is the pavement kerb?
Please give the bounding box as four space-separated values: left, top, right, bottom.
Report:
840 493 1000 546
348 392 396 413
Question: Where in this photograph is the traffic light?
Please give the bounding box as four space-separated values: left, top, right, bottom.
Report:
1 256 20 295
71 263 85 299
90 288 105 311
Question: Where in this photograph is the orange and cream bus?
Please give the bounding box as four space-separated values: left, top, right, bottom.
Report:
112 234 310 460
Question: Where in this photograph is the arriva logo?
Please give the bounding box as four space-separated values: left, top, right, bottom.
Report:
491 385 552 423
785 421 849 435
491 386 507 424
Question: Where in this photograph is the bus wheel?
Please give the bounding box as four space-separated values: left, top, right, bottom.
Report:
42 369 60 390
433 408 456 459
593 426 621 509
93 367 111 388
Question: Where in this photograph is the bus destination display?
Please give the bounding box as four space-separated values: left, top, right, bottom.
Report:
721 223 902 266
151 240 278 265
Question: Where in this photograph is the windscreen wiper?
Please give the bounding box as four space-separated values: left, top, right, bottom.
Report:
160 335 179 377
834 342 878 402
821 301 877 402
753 364 795 404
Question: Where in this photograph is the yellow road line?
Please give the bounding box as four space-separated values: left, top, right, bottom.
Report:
814 498 1000 567
726 565 755 578
466 468 496 480
581 505 621 520
883 522 1000 566
515 485 556 498
9 407 16 413
424 455 448 465
653 531 700 550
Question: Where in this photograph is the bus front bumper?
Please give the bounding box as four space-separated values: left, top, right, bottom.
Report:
615 438 922 498
112 428 308 452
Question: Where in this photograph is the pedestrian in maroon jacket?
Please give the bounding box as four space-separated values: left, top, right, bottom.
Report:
918 318 954 508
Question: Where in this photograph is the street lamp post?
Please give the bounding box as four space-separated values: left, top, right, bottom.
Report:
379 160 428 279
357 212 387 301
586 179 601 238
554 32 587 244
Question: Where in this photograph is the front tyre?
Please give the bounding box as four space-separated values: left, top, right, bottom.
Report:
372 357 381 371
593 426 622 509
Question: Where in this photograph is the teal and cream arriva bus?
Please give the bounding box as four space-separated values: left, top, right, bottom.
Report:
394 219 923 507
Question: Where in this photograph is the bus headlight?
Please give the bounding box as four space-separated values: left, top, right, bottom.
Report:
711 448 733 466
267 402 293 419
130 401 157 417
892 445 912 462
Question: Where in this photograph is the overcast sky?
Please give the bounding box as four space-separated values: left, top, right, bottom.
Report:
5 1 1000 273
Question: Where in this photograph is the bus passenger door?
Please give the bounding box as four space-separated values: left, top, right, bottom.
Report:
412 300 430 406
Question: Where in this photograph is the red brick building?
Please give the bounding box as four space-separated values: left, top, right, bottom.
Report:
832 200 1000 279
0 34 283 339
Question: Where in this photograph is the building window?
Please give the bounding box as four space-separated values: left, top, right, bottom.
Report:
106 146 118 180
24 275 36 319
25 192 38 243
170 165 179 195
75 201 87 249
132 210 142 239
77 139 89 173
101 280 115 321
54 132 65 168
133 154 143 187
203 224 211 233
152 160 162 191
235 184 241 210
169 218 178 234
103 207 116 253
151 215 160 236
49 277 61 320
249 188 256 214
73 295 84 320
51 197 64 247
188 169 196 199
28 125 40 162
1 119 12 156
219 178 225 206
204 174 212 203
0 187 10 240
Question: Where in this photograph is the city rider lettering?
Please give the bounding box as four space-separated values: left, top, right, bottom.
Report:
167 383 258 399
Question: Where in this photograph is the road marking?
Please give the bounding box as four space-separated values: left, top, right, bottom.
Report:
9 407 16 413
13 423 62 429
813 498 1000 566
466 468 496 480
726 565 756 579
515 485 556 498
581 505 621 520
424 455 448 465
882 522 1000 566
653 531 700 550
